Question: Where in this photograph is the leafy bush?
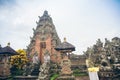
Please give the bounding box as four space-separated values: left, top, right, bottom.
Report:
10 49 28 75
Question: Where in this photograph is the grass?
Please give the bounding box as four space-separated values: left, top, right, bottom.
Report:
50 74 59 80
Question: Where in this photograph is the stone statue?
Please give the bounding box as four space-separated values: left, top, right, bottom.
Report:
32 52 39 64
96 39 103 47
39 63 49 76
37 62 50 80
37 50 50 80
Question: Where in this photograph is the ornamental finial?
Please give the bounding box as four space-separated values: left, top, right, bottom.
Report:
64 37 66 42
7 42 10 46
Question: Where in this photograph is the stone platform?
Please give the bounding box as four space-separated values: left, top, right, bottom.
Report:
57 75 75 80
13 76 38 80
0 76 10 80
75 76 90 80
37 75 49 80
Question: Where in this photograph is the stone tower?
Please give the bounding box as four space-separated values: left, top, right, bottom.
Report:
27 11 61 63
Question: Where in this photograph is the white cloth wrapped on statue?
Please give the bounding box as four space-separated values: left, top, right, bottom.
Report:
33 56 39 64
89 72 99 80
44 55 50 63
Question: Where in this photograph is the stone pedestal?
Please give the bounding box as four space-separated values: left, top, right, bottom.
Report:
61 56 72 75
57 56 75 80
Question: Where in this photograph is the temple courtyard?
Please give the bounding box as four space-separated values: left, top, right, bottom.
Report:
0 11 120 80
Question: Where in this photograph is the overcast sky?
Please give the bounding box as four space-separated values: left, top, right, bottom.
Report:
0 0 120 54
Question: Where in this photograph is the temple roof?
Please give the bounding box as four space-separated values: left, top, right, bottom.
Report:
0 46 18 55
55 38 75 51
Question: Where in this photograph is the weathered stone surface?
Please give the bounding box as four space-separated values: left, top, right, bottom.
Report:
75 76 90 80
61 56 72 75
57 75 75 80
37 62 50 80
13 76 38 80
84 37 120 79
27 11 61 63
37 52 50 80
55 39 75 80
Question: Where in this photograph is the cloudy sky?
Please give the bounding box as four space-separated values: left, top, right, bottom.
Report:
0 0 120 54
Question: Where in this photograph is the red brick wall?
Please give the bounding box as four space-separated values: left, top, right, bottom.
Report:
30 35 61 63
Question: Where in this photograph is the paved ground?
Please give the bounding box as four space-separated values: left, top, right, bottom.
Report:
75 76 90 80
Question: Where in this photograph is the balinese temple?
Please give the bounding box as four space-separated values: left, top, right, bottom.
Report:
0 43 18 77
27 11 61 63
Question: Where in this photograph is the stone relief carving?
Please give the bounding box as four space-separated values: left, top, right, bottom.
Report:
85 37 120 72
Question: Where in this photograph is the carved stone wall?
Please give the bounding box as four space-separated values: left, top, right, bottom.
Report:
27 11 61 63
84 37 120 79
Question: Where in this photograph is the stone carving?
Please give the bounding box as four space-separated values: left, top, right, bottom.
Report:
55 38 75 80
37 62 50 80
27 10 61 63
37 50 50 80
32 52 39 64
38 63 49 76
61 56 72 75
104 38 110 48
44 50 50 63
96 39 103 47
84 37 120 78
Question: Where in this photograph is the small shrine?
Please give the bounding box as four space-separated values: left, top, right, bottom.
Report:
55 38 75 80
0 43 18 77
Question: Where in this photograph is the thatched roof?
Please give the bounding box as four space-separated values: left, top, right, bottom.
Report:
0 46 18 55
55 38 75 51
